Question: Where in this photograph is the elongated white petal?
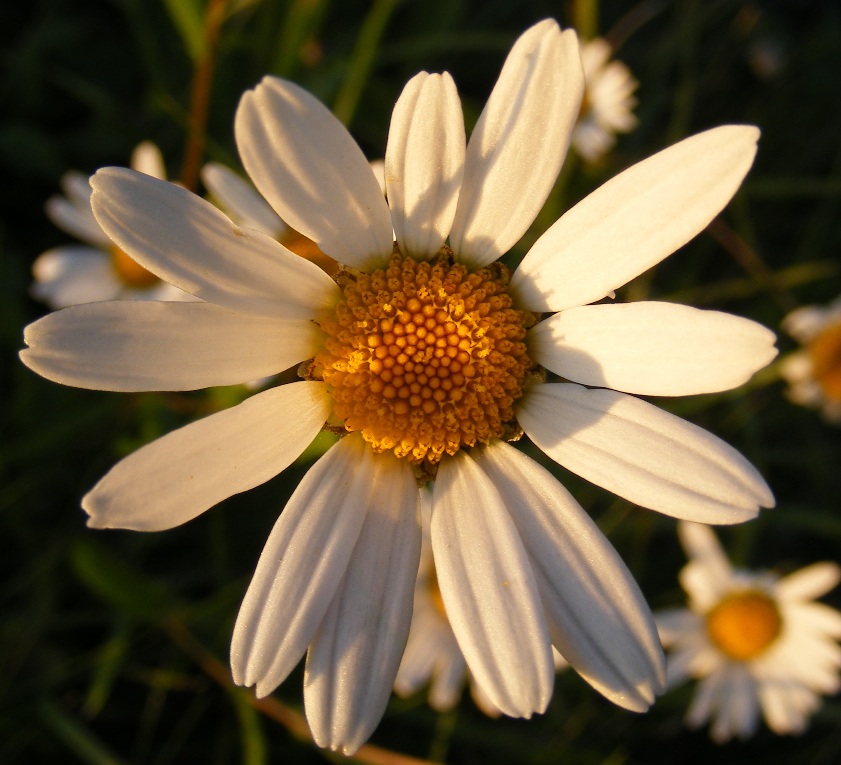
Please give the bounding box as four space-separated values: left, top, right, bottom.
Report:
201 162 286 237
512 126 761 311
20 301 321 391
677 522 734 595
235 76 393 271
777 562 841 602
304 457 420 755
450 21 583 269
83 381 330 530
90 167 339 319
431 451 553 717
473 441 664 711
31 247 121 307
385 72 465 259
231 435 377 697
61 170 96 212
130 141 167 179
529 302 777 396
45 193 110 248
517 384 774 523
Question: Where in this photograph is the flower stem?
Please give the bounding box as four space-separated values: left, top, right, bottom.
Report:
180 0 228 192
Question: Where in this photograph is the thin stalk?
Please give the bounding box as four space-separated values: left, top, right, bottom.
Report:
180 0 228 192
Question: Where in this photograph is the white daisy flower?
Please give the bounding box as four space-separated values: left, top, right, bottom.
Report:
780 294 841 422
571 37 638 163
395 488 567 718
31 142 190 307
21 19 776 754
657 522 841 742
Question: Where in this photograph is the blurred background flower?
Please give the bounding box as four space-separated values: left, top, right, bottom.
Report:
657 522 841 742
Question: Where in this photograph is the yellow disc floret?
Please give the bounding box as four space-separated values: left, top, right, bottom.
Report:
311 251 535 464
110 245 160 289
705 590 783 661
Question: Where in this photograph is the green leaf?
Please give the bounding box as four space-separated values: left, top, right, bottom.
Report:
162 0 207 62
70 538 175 620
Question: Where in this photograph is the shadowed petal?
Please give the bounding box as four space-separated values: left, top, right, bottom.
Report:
21 301 321 391
231 436 385 698
304 455 420 754
431 451 553 717
517 383 774 523
83 381 331 530
529 302 777 396
450 20 584 268
201 162 286 237
91 167 339 319
512 126 760 311
385 71 465 259
474 441 664 711
235 76 393 271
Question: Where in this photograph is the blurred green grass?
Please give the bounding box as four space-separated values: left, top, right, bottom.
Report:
3 0 841 763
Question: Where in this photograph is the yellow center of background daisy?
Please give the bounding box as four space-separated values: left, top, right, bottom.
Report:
312 252 535 464
705 590 782 661
808 322 841 401
110 245 160 289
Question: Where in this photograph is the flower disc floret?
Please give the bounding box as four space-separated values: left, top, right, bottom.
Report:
312 252 535 464
705 590 782 661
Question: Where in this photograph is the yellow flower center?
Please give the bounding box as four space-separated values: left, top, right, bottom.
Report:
110 245 160 289
808 321 841 401
705 590 782 661
310 251 536 465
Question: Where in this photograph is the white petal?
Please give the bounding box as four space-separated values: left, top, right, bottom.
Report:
654 608 698 645
20 301 321 391
516 383 774 523
776 562 841 602
231 436 376 696
677 522 734 594
431 451 553 718
450 21 584 268
429 650 468 712
83 381 330 531
201 162 286 237
61 170 96 212
90 167 340 319
512 125 761 311
473 441 664 711
304 458 420 754
45 193 110 248
529 302 777 396
31 247 122 307
235 76 393 270
686 671 721 730
783 602 841 641
130 141 167 179
385 72 465 259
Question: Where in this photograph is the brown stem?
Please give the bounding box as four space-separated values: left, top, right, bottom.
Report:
180 0 228 192
162 618 440 765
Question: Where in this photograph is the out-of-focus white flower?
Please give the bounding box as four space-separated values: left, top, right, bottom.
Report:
571 37 638 162
657 522 841 742
21 19 777 754
31 142 190 307
780 295 841 422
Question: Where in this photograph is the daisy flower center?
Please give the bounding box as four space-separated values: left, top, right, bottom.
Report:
110 245 160 289
311 250 536 465
705 590 782 661
807 321 841 401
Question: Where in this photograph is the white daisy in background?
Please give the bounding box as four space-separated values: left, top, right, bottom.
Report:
31 142 190 307
780 294 841 422
571 37 638 163
657 522 841 742
21 19 777 754
394 488 567 717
